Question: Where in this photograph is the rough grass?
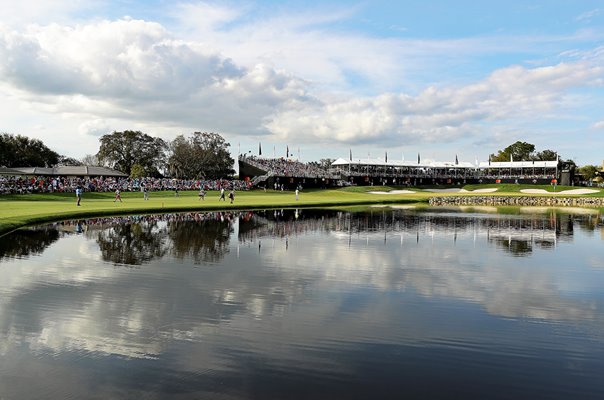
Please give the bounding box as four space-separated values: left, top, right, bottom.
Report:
1 184 602 236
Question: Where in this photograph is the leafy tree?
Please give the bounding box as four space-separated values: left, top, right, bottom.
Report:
0 133 60 167
57 155 83 166
491 141 535 162
533 149 558 161
167 132 234 179
96 130 167 176
579 165 599 181
318 158 335 169
130 163 145 179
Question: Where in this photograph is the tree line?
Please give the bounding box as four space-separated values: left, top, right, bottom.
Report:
2 132 601 181
1 130 235 179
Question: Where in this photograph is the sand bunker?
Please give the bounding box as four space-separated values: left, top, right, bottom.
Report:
520 188 600 195
462 188 499 193
425 188 499 193
424 188 463 193
367 190 416 194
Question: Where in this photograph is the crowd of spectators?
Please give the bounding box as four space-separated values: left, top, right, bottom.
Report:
0 175 251 195
240 155 337 178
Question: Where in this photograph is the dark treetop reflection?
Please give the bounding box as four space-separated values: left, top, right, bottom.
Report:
1 207 604 399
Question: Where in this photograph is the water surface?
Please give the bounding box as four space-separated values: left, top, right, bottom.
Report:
1 207 604 399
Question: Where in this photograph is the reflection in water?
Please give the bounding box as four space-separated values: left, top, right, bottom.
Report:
0 227 60 261
96 222 169 265
2 208 600 263
168 213 234 264
1 208 604 399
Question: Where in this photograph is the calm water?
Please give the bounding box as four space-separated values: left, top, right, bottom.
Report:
1 207 604 399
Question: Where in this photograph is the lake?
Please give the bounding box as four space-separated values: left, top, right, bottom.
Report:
1 207 604 399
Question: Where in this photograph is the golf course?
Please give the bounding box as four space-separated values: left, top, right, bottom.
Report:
1 184 603 237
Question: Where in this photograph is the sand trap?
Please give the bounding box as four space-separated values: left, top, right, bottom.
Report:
463 188 499 193
426 188 499 193
370 204 416 209
367 190 416 194
520 188 600 195
424 188 462 193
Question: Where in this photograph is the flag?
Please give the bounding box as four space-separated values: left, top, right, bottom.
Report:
455 154 458 165
259 142 262 156
385 151 388 163
286 145 289 158
349 148 352 162
417 153 420 164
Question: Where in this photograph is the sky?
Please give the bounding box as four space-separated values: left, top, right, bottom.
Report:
0 0 603 167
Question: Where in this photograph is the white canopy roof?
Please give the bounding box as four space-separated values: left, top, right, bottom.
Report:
478 161 558 169
332 157 558 169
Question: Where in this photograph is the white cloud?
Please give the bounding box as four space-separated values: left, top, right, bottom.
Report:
592 120 604 129
78 118 111 136
576 8 601 22
265 62 603 145
0 7 603 159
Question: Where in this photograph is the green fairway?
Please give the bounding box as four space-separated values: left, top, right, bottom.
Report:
0 188 427 236
1 184 602 236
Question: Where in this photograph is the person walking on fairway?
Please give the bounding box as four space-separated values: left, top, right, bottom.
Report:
229 190 235 204
219 188 226 201
295 188 299 201
75 186 82 206
114 189 122 203
198 188 206 200
143 185 149 200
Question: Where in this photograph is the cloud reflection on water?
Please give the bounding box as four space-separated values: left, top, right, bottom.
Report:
0 207 603 362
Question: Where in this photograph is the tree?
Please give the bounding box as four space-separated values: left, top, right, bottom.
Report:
533 149 558 161
491 141 535 162
57 155 83 166
318 158 335 169
130 164 145 179
80 154 100 166
96 130 167 176
167 132 234 179
0 133 60 167
579 165 599 181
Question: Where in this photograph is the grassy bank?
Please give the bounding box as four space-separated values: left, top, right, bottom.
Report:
1 184 602 236
0 188 428 236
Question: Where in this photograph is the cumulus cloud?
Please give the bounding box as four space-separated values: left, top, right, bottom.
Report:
0 19 309 134
78 118 111 136
266 62 603 144
0 13 603 151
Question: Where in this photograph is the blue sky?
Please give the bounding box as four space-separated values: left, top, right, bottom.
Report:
0 0 603 166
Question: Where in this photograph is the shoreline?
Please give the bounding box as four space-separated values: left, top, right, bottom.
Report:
429 195 604 207
1 188 603 237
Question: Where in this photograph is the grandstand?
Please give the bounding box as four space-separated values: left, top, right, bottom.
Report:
239 154 567 188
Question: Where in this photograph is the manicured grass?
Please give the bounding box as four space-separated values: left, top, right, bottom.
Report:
1 184 602 236
0 188 426 236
